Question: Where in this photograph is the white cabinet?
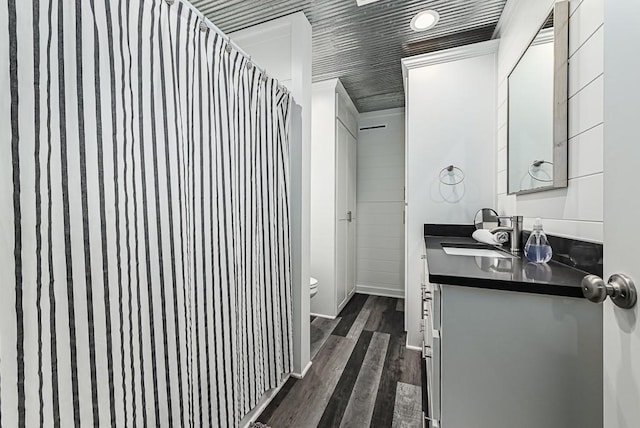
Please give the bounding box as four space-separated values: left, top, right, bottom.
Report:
310 79 358 317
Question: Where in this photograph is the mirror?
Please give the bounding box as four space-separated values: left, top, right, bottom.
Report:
474 208 499 230
507 1 569 195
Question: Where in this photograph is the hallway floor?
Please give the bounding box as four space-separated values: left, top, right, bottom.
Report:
256 294 422 427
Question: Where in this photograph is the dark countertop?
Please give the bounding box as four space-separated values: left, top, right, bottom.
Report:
425 235 588 298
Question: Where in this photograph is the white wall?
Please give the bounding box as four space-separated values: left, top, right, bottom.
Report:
495 0 604 243
229 9 313 413
356 109 405 298
403 41 498 348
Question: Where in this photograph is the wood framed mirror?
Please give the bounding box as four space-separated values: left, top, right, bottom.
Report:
507 1 569 195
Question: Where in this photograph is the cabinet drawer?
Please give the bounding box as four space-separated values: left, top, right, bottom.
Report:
432 284 441 331
422 314 432 355
422 285 433 316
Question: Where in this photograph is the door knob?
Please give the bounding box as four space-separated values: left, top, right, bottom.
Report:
581 273 637 309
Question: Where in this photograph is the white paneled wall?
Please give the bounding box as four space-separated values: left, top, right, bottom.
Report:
356 109 405 298
495 0 604 243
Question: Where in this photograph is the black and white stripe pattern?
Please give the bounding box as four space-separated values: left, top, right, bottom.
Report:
0 0 293 426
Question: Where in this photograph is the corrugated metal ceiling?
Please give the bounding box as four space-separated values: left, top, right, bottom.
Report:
189 0 507 112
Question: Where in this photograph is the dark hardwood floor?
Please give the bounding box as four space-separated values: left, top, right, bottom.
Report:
256 294 422 428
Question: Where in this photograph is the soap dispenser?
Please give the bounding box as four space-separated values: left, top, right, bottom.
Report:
524 218 553 263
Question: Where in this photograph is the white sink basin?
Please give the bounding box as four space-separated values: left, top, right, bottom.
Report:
442 246 514 258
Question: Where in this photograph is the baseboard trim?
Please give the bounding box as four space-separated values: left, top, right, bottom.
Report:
240 373 291 427
310 312 337 320
291 360 313 379
356 284 405 299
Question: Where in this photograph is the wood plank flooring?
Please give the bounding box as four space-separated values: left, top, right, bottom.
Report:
310 317 342 359
256 294 422 428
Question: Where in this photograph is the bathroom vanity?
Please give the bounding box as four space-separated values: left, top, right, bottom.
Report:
421 226 602 428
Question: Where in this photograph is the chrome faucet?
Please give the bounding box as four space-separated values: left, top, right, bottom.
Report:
490 215 523 253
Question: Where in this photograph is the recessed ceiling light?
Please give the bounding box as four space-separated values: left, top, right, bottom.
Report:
411 10 440 32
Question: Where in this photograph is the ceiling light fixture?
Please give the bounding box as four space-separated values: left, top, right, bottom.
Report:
410 10 440 32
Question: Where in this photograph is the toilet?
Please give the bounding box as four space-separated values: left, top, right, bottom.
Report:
310 277 319 298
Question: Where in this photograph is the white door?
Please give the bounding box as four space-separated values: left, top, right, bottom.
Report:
336 120 349 309
336 119 357 310
346 129 357 298
603 1 640 425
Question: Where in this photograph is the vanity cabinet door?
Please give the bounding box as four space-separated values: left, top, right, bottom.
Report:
422 305 435 427
424 355 434 427
423 323 441 427
422 279 441 426
430 284 442 425
431 330 441 425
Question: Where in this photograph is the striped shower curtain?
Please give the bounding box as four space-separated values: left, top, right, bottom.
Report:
0 0 293 426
